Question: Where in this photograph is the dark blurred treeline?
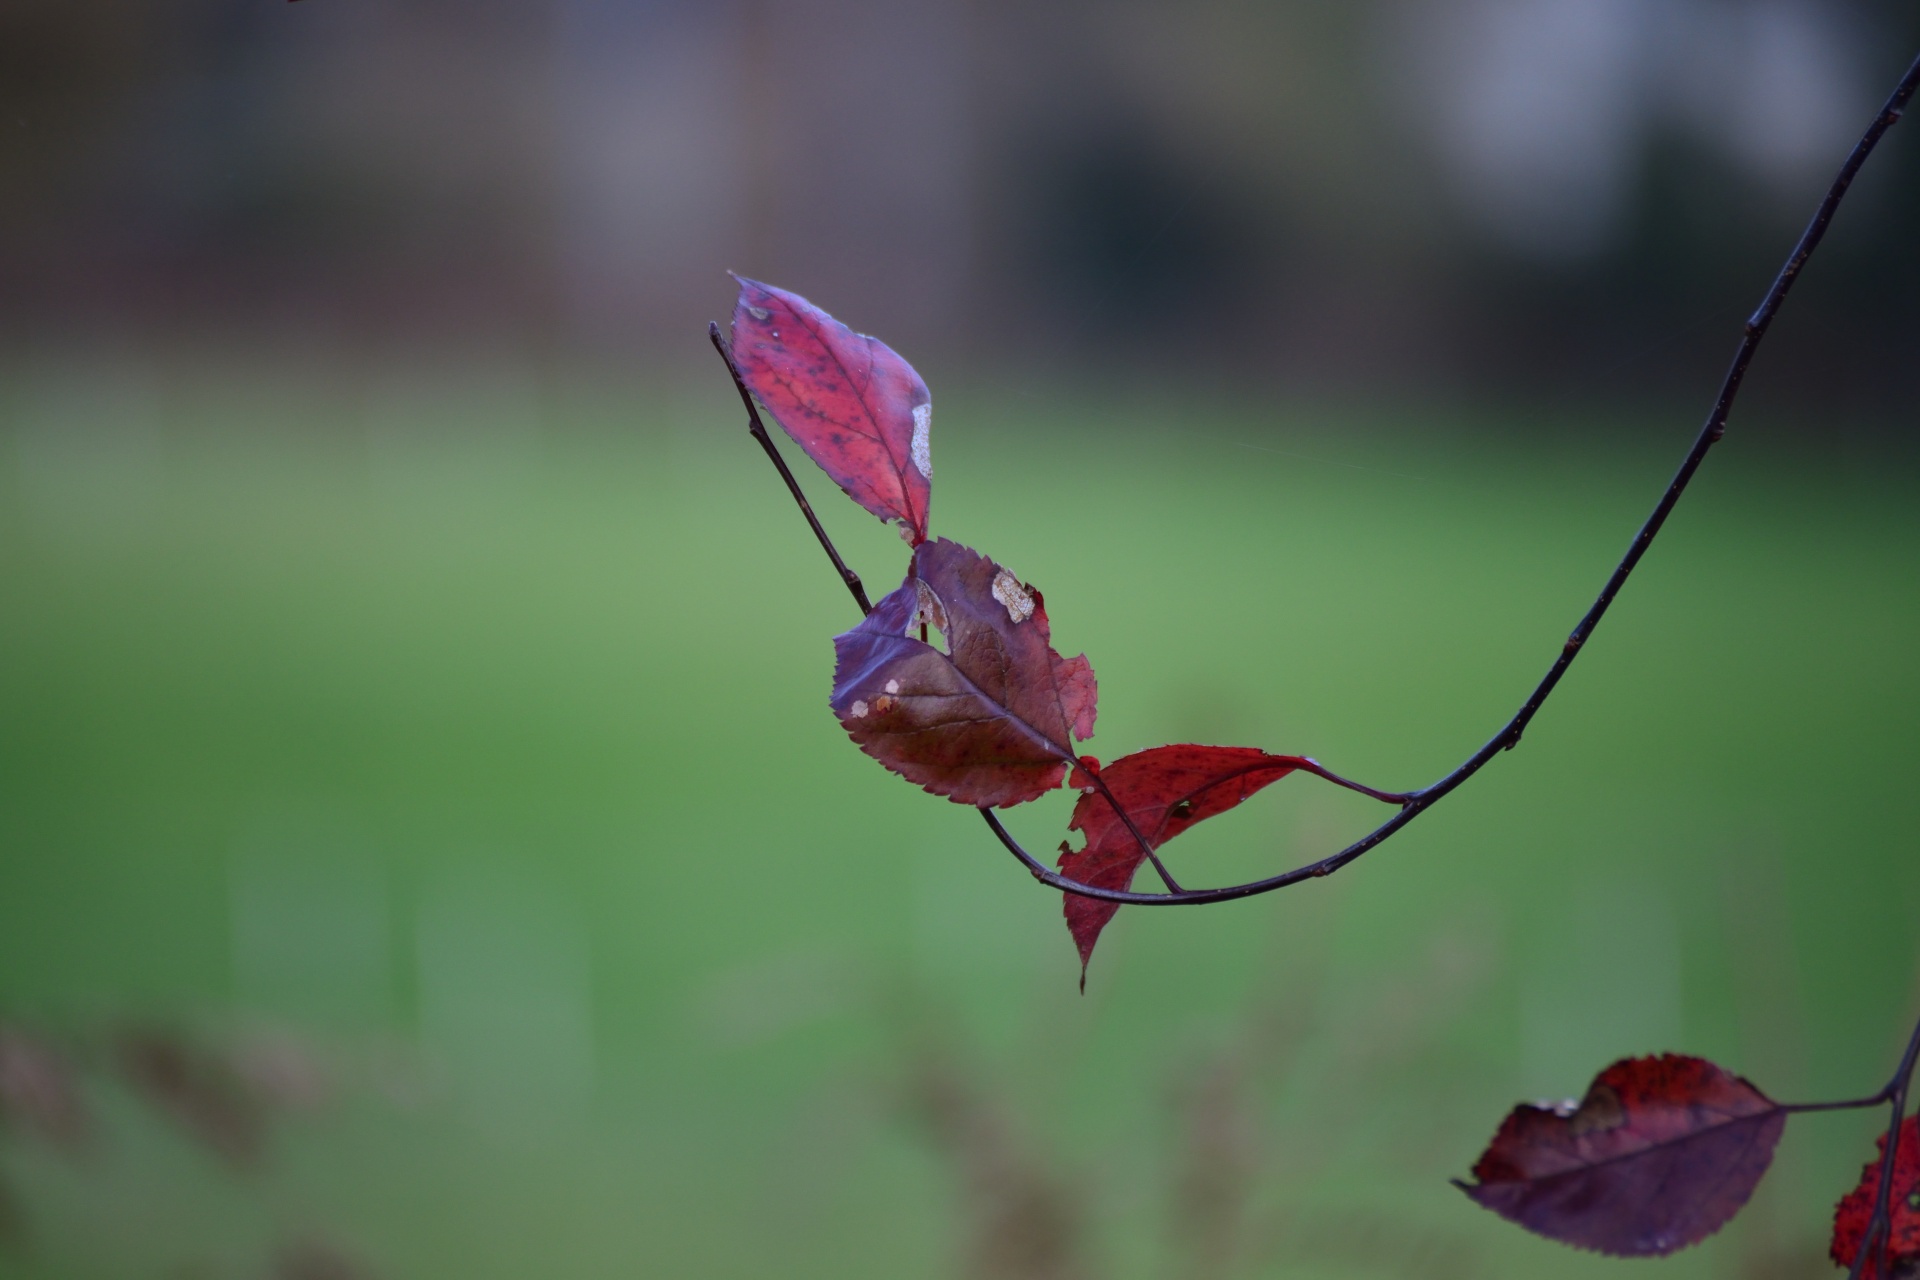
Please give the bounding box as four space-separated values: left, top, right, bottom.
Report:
3 0 1917 410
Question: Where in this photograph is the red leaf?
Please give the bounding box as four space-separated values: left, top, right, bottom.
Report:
1458 1054 1785 1256
729 277 932 544
831 538 1096 808
1055 746 1306 983
1831 1114 1920 1279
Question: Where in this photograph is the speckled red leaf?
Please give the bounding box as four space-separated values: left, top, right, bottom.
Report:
728 277 932 543
1458 1054 1784 1256
830 538 1096 808
1055 746 1306 984
1831 1114 1920 1279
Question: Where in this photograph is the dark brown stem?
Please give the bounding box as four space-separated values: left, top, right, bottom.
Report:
1294 759 1417 806
719 49 1920 907
1844 1007 1920 1280
980 46 1920 907
983 803 1420 904
709 323 872 616
1065 756 1413 896
1781 1097 1891 1115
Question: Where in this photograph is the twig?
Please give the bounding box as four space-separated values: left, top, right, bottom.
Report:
715 49 1920 907
983 46 1920 905
1844 1007 1920 1280
710 323 872 615
1293 759 1416 806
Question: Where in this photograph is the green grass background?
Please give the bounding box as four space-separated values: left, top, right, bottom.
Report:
0 366 1915 1278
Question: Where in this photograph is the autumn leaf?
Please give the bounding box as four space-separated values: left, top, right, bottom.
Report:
1831 1114 1920 1279
728 277 932 544
1457 1054 1785 1256
1055 746 1308 984
830 538 1096 808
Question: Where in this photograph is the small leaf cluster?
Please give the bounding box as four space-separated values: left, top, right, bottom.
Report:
722 277 1383 984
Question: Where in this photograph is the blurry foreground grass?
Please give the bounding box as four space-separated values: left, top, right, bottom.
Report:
0 364 1917 1278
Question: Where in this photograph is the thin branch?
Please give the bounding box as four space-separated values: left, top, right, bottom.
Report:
983 802 1422 905
1784 1006 1920 1114
718 50 1920 907
709 323 872 616
1063 755 1412 897
1293 759 1417 806
1781 1097 1892 1115
982 47 1920 906
1845 1006 1920 1280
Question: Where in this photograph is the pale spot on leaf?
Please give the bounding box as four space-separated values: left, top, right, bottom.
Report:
992 570 1034 623
910 579 948 637
910 403 932 479
885 679 900 694
850 700 869 719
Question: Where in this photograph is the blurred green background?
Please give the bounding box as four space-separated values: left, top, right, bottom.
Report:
4 0 1920 1276
1 370 1916 1278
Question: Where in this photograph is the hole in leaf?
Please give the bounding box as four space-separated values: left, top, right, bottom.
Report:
911 580 951 653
